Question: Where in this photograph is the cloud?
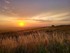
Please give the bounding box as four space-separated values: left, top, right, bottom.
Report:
29 12 70 22
60 17 70 21
4 0 11 4
30 19 52 22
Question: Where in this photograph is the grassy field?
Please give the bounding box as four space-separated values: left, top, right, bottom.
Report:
0 25 70 53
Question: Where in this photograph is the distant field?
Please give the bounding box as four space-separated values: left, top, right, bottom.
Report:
0 25 70 53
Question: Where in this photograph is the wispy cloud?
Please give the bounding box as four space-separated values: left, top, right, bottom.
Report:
4 0 11 4
29 12 70 22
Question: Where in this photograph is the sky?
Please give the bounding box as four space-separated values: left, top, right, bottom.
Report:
0 0 70 30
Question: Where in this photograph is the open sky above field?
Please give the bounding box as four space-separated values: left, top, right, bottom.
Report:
0 0 70 30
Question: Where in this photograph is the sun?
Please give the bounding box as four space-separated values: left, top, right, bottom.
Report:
18 20 25 27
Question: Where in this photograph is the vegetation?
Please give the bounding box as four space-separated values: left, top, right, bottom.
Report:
0 25 70 53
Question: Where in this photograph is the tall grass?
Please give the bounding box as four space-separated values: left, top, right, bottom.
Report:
0 30 70 53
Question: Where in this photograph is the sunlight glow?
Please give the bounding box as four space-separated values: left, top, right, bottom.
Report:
18 20 25 27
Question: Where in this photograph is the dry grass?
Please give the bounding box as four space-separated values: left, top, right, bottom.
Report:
0 26 70 53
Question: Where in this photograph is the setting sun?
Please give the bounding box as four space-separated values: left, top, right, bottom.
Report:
18 20 25 27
